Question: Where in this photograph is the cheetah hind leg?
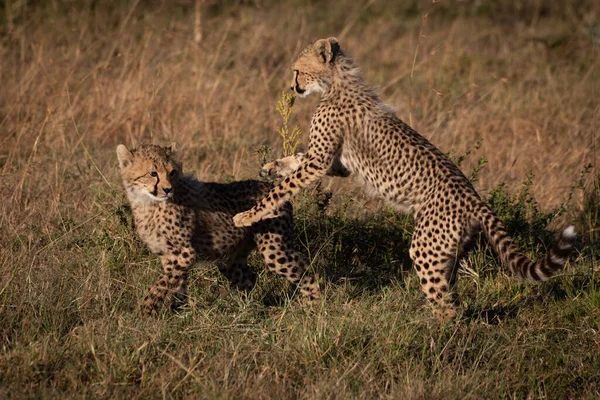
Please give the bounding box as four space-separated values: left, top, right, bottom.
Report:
143 274 169 316
413 256 460 320
143 269 190 315
255 228 320 303
170 270 190 312
217 259 257 294
143 252 194 316
410 230 462 320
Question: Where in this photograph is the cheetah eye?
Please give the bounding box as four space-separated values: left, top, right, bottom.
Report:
169 169 177 177
149 171 158 178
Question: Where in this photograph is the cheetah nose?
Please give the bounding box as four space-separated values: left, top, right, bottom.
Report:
259 168 273 178
163 187 172 195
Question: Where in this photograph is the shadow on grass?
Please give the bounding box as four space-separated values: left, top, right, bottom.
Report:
541 275 600 301
297 212 414 293
115 189 593 321
257 211 414 308
290 199 592 323
462 305 520 324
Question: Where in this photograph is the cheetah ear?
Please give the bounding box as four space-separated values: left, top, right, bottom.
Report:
314 37 340 64
167 142 178 155
116 144 133 169
166 142 183 166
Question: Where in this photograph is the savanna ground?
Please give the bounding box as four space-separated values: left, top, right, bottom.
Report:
1 0 599 398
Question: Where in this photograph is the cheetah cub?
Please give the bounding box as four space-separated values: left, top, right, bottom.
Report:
234 37 575 319
117 143 319 315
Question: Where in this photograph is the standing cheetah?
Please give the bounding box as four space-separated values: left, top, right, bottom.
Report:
234 37 575 318
116 143 319 315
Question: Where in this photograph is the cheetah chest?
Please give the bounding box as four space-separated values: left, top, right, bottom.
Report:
339 142 417 215
134 205 192 254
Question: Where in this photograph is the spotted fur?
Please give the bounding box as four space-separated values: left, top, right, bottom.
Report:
117 144 319 315
234 37 575 319
260 152 349 180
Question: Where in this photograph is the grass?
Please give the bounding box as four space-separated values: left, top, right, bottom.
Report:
1 0 599 398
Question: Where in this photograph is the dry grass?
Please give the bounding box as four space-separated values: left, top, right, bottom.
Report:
1 0 599 398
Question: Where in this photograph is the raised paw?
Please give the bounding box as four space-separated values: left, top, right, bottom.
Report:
433 306 458 321
260 153 305 179
233 209 261 227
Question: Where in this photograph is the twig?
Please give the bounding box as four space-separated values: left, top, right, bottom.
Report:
409 1 438 127
194 0 203 44
65 84 112 188
339 0 378 39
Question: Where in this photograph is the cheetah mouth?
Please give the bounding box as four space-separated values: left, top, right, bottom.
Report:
259 166 286 179
258 167 273 179
293 85 305 95
146 192 172 202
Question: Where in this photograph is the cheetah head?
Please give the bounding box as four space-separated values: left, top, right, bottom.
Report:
116 143 181 203
291 37 341 97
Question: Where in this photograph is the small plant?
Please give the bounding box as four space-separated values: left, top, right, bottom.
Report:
256 92 303 170
468 156 488 184
485 173 555 249
448 137 484 168
576 165 598 268
446 138 488 183
255 144 274 168
275 91 303 157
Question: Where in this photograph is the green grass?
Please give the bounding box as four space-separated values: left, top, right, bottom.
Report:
1 0 599 398
1 181 599 398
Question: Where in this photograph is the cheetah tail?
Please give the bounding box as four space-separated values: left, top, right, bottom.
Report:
477 207 576 282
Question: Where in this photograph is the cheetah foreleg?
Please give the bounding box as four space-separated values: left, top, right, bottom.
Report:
260 153 350 180
143 249 196 316
234 153 334 227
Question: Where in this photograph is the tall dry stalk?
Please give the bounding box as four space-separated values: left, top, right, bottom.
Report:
194 0 203 44
275 92 302 157
409 0 438 128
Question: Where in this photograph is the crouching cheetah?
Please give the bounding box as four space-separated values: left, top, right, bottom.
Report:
116 143 319 315
234 37 575 319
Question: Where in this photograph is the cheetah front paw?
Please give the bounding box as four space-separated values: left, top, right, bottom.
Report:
433 307 458 321
233 209 262 227
259 153 305 179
